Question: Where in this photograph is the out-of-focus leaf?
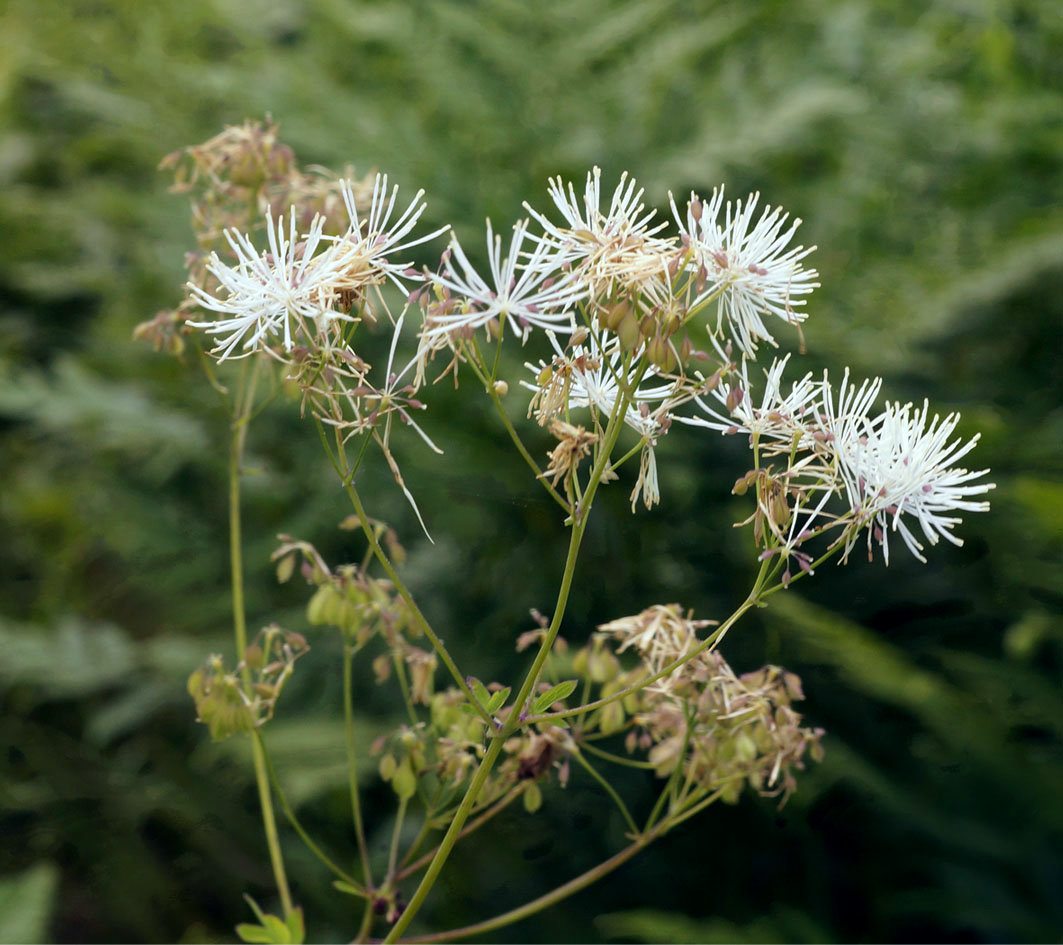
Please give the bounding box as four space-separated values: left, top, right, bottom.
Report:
0 616 135 699
596 905 830 944
0 862 59 944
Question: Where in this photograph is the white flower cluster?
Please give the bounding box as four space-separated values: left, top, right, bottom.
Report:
680 358 995 564
184 164 992 565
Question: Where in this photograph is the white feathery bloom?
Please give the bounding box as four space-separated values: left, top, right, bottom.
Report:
522 333 674 429
189 209 353 360
523 333 678 509
336 174 449 294
833 398 995 564
670 188 818 355
425 219 587 340
677 355 820 450
523 167 676 297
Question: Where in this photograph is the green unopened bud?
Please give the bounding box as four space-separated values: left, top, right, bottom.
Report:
601 300 631 332
735 731 758 763
391 759 417 800
599 700 626 735
244 644 265 670
572 646 589 677
379 753 397 782
523 782 543 813
275 554 296 585
616 312 641 351
646 334 676 372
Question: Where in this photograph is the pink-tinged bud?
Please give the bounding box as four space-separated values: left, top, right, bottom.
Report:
542 277 555 289
782 569 792 587
712 250 729 269
690 196 703 221
696 263 708 295
726 384 745 413
668 254 682 278
922 484 932 493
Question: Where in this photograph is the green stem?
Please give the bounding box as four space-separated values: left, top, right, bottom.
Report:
384 373 638 942
389 796 409 881
228 364 293 918
254 731 365 893
394 785 524 882
466 338 568 512
344 644 374 887
395 831 659 944
579 740 657 771
332 441 489 725
383 735 508 942
571 751 639 836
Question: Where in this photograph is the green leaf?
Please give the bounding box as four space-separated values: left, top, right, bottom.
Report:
484 686 511 714
531 679 578 714
285 908 305 944
235 924 275 944
0 862 59 944
333 880 364 897
468 677 491 708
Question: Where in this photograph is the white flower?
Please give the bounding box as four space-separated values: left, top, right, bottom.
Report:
677 355 820 450
833 398 994 564
189 209 352 360
523 167 676 298
336 174 448 294
671 188 818 355
424 219 586 340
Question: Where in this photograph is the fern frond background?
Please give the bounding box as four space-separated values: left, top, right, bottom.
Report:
1 0 1060 941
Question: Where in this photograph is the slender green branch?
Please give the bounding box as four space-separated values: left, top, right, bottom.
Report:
466 338 569 512
383 735 507 942
384 367 640 941
394 831 659 944
254 731 365 893
332 445 490 725
571 751 639 836
579 740 657 771
394 784 526 882
228 362 293 918
344 644 374 886
388 796 409 881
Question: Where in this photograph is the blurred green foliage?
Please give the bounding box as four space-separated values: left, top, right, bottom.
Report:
1 0 1060 941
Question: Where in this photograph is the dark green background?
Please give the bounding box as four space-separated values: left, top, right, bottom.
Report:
2 0 1061 941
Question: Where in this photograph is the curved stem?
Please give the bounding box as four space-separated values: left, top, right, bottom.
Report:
579 740 657 771
254 730 365 893
394 832 658 944
394 785 525 882
571 750 639 836
333 447 489 725
466 338 568 512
